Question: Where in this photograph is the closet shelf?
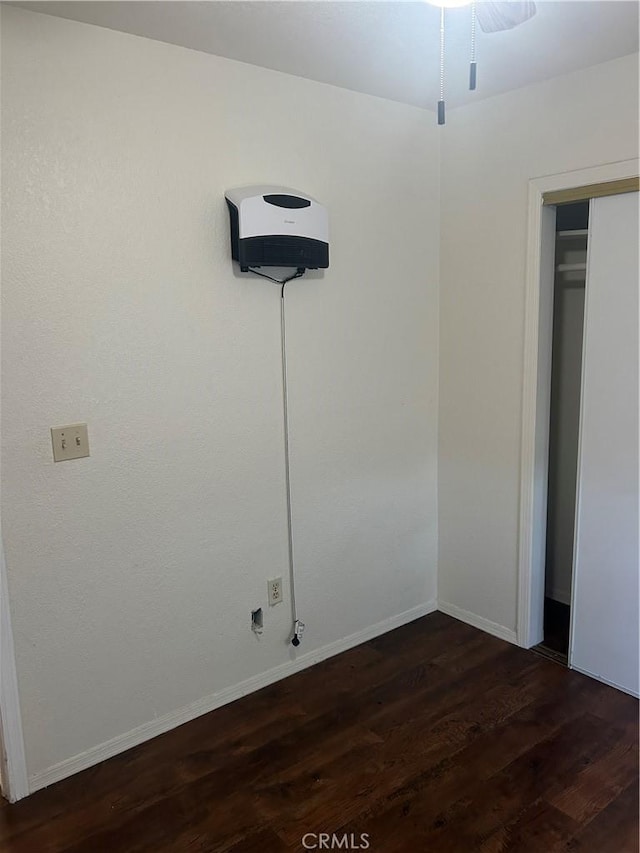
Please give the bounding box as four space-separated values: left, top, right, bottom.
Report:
557 229 588 238
557 263 587 272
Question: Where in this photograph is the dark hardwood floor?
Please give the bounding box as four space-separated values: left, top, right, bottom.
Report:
1 612 638 852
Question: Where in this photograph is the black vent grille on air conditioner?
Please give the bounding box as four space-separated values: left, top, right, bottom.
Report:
238 236 329 270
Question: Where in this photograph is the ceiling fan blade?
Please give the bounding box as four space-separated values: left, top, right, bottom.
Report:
477 1 537 33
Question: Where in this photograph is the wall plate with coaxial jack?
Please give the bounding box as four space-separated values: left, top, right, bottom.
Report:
51 423 90 462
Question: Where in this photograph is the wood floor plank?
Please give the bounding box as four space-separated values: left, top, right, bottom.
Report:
59 789 264 853
375 712 625 853
259 657 570 846
224 827 290 853
0 684 308 846
548 718 639 823
0 612 636 853
325 661 632 849
566 782 640 853
1 701 310 851
479 799 579 853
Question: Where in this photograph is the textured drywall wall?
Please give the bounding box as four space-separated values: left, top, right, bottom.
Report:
1 6 439 780
438 52 639 633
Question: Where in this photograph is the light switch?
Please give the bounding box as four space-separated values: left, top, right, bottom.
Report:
51 423 90 462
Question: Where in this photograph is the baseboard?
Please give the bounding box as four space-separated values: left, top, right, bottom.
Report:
437 601 517 645
29 599 437 795
546 588 571 606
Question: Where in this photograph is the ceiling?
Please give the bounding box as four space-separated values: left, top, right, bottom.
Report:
10 1 640 110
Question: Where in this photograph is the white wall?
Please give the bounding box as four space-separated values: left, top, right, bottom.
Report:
1 6 439 784
438 53 639 635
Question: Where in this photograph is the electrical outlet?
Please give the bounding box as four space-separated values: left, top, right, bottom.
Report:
268 577 283 606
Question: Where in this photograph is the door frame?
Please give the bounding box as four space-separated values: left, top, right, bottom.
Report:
517 158 639 649
0 539 29 801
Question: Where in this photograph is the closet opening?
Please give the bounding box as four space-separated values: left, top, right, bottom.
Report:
534 200 589 664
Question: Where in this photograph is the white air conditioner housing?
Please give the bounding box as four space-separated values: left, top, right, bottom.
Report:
225 186 329 271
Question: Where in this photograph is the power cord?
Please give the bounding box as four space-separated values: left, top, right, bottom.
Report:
247 267 306 288
247 264 307 646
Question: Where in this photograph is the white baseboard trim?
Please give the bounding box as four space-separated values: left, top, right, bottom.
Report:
29 599 437 795
438 601 518 645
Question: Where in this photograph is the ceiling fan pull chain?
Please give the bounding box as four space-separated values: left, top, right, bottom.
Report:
438 5 445 124
469 0 477 90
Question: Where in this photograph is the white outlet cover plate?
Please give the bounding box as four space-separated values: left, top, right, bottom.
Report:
51 423 90 462
268 577 283 606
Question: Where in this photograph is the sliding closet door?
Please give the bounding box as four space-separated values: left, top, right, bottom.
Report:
570 192 639 696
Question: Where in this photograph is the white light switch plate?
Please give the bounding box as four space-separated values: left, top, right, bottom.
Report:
51 423 90 462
